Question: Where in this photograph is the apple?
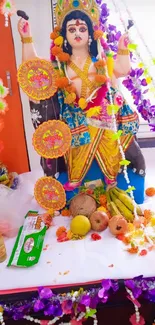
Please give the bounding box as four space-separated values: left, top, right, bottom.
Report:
90 211 109 232
109 215 128 236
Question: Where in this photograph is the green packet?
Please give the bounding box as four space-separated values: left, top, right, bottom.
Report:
8 210 47 268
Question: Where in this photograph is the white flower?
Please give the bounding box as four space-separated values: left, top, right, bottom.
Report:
30 108 42 126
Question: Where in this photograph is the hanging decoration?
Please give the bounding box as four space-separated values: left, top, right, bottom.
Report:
17 58 58 101
0 0 16 27
32 120 72 159
1 277 155 324
34 176 66 210
0 78 9 153
110 0 155 131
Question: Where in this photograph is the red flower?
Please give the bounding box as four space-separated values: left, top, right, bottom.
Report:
91 233 101 241
116 234 125 241
139 249 147 256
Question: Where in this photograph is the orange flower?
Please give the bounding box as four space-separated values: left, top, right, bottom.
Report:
127 246 138 254
145 187 155 197
95 74 107 84
57 52 70 62
64 93 76 104
51 46 63 56
56 77 69 88
66 85 76 93
94 59 106 69
99 194 107 206
56 226 67 237
54 26 61 33
94 30 104 40
61 209 71 217
144 209 152 220
50 31 59 40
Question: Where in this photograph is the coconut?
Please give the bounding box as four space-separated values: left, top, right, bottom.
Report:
69 193 97 218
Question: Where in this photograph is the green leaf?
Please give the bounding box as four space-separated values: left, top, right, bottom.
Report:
0 85 5 96
119 159 131 166
85 308 97 319
112 130 123 140
144 69 149 76
127 43 138 51
126 186 136 193
107 104 119 115
152 58 155 65
6 2 11 9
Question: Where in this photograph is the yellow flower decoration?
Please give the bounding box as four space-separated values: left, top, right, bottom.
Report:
54 36 64 46
0 306 3 312
146 77 152 84
86 106 101 118
78 98 87 109
64 93 76 105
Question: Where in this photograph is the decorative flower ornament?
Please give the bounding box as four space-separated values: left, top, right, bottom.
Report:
0 79 9 98
0 0 16 27
0 98 8 115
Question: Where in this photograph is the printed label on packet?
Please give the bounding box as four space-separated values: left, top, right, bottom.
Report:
7 211 48 268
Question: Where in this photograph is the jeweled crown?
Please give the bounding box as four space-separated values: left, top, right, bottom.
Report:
55 0 100 28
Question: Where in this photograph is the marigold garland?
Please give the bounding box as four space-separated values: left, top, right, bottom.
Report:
57 52 70 62
51 46 63 56
54 36 64 46
66 85 76 93
64 93 76 104
50 31 59 40
94 59 106 69
56 77 69 88
78 98 87 109
93 30 104 40
95 74 107 84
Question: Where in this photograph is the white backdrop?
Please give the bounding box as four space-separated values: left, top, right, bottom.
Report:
11 0 155 170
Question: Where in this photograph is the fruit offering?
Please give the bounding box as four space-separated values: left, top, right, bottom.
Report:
90 211 109 232
70 215 91 236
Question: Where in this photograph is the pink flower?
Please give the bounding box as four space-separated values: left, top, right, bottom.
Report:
130 313 145 325
114 93 124 107
40 321 49 325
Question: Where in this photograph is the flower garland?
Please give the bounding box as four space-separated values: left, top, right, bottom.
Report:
50 28 108 109
0 280 118 324
0 78 9 154
0 0 16 27
1 276 155 324
110 0 155 131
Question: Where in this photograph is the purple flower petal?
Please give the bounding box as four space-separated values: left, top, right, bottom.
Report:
141 79 147 86
102 279 112 291
39 288 53 300
80 295 91 306
98 288 105 298
34 300 44 312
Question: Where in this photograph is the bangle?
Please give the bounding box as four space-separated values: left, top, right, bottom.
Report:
21 37 33 44
117 48 129 55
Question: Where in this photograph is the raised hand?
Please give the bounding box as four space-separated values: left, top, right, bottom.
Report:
17 18 32 38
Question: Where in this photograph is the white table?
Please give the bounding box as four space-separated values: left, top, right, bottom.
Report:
0 170 155 294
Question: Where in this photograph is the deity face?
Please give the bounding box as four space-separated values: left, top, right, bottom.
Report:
66 19 89 49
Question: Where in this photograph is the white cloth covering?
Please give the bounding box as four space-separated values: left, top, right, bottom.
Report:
0 169 155 294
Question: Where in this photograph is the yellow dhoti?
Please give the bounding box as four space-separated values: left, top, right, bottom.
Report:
65 126 133 184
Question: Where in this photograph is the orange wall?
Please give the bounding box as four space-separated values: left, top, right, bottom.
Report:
0 13 29 173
